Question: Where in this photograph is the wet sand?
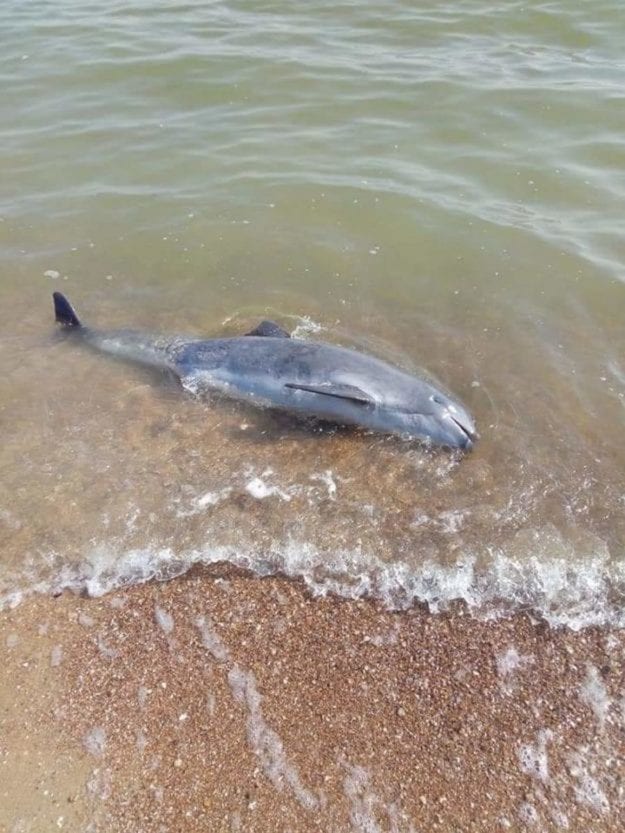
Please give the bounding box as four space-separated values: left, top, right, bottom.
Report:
2 569 624 833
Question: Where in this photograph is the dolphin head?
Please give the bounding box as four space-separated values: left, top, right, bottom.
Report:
397 383 477 450
429 390 477 450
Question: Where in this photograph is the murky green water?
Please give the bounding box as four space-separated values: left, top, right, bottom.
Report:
1 0 624 626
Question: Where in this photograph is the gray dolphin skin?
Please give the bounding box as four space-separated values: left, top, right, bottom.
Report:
52 292 477 450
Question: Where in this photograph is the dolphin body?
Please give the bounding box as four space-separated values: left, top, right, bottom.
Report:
52 292 477 450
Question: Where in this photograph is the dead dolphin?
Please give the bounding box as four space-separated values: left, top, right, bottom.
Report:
52 292 477 450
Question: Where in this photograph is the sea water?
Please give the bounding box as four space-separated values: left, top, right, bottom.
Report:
1 0 624 629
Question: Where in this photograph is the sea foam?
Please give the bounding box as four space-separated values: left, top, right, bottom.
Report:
1 534 624 630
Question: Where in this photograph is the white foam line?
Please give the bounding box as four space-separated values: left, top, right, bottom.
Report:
228 666 319 811
154 605 174 635
84 726 106 758
579 664 611 731
195 615 319 811
2 539 625 631
195 615 230 663
567 749 610 814
342 761 415 833
343 763 383 833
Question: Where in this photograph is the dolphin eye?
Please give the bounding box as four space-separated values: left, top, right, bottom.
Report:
431 394 445 405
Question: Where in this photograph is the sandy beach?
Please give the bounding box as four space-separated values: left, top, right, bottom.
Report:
2 569 624 833
3 1 625 831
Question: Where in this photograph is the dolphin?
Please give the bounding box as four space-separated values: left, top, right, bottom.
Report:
52 292 477 450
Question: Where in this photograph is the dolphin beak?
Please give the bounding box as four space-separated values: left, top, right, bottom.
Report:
450 415 478 449
441 409 477 450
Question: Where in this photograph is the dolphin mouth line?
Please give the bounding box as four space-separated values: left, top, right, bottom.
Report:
450 415 478 445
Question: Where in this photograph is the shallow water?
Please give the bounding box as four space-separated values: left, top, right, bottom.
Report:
1 0 625 627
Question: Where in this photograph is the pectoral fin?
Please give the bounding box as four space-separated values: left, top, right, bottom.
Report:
245 320 291 338
284 382 373 405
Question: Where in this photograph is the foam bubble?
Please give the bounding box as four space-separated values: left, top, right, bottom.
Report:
86 767 112 801
550 807 570 829
84 726 106 758
289 316 324 339
176 488 232 517
195 616 230 663
245 476 292 502
206 692 216 717
518 729 552 783
496 647 534 694
310 470 337 500
96 635 119 660
567 749 610 813
135 729 148 753
78 612 95 627
496 646 531 678
154 605 174 635
342 762 413 833
518 802 539 826
343 763 382 833
579 664 611 730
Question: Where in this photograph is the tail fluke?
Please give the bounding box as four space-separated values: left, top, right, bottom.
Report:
53 292 81 328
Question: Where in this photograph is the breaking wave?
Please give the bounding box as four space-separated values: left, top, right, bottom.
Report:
2 537 624 631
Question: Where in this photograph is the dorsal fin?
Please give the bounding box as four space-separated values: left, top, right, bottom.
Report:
245 320 291 338
53 292 81 328
284 382 373 406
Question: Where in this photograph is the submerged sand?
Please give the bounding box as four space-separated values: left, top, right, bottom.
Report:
1 569 624 833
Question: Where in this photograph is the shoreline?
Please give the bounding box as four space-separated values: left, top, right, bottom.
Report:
4 544 624 632
2 568 624 832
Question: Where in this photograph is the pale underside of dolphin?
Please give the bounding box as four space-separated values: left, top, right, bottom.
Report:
52 292 477 450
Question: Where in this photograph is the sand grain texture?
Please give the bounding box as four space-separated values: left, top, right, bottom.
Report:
2 571 624 832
